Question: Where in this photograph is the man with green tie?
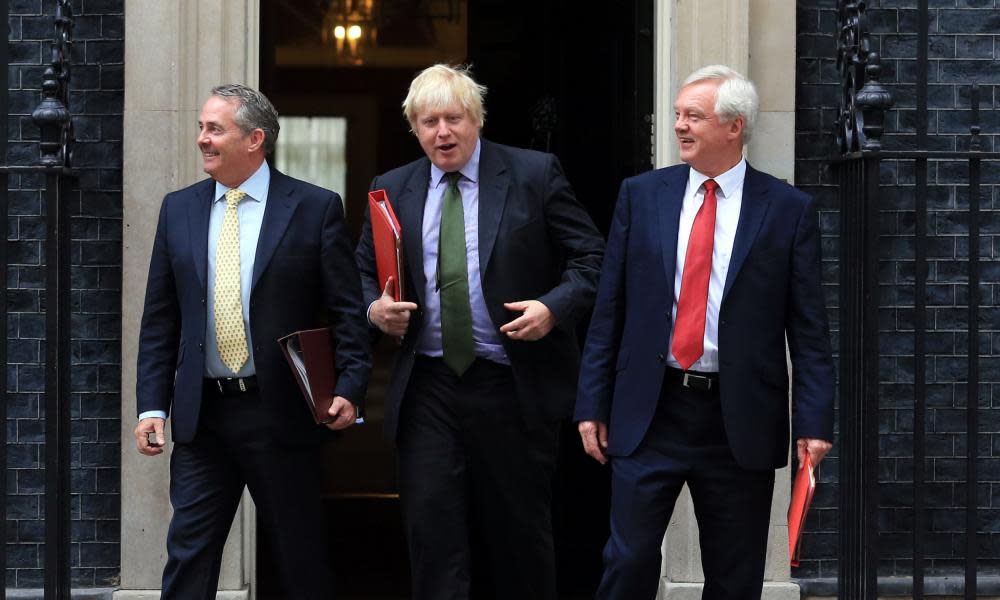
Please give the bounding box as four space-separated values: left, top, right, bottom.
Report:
355 64 605 599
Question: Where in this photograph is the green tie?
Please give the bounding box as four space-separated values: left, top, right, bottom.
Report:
438 172 475 376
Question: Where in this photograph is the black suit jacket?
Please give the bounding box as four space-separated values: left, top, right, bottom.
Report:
137 167 371 445
356 139 605 440
574 163 835 470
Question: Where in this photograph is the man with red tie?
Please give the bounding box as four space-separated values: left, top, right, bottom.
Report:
574 65 835 599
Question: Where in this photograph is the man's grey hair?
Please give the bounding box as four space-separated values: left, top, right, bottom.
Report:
682 65 759 144
210 84 281 155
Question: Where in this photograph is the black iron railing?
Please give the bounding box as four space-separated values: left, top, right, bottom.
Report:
834 1 998 599
1 2 76 599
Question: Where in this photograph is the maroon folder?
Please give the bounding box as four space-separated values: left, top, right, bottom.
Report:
278 327 337 425
368 189 405 302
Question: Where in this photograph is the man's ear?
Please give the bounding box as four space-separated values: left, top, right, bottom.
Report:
728 116 745 140
248 128 266 153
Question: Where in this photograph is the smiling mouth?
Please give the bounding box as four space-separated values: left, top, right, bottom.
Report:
202 151 219 159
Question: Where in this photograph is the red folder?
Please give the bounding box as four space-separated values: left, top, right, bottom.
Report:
277 327 337 425
368 189 405 302
788 454 816 567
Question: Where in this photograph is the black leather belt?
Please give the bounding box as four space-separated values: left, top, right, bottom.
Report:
204 375 258 396
665 367 718 391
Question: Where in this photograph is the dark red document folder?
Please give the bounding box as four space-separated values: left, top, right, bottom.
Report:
788 454 816 567
278 327 337 425
368 189 404 302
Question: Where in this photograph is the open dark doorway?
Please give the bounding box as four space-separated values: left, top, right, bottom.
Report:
258 2 653 598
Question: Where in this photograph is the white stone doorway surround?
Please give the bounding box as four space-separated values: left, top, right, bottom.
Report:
117 1 798 598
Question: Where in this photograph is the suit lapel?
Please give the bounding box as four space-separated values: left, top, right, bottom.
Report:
722 164 771 302
477 140 509 273
189 180 214 291
251 169 302 291
659 166 688 291
397 160 431 306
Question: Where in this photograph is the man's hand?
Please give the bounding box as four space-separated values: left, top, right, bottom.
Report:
135 417 166 456
796 437 832 467
369 277 418 338
578 420 609 465
326 396 357 431
500 300 555 341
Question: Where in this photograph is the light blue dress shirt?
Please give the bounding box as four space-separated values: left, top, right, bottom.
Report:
416 139 509 365
138 162 270 421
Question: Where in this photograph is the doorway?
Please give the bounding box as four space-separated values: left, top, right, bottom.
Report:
257 2 653 597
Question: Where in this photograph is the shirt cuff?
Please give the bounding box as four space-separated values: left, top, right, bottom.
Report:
366 300 377 326
138 410 167 421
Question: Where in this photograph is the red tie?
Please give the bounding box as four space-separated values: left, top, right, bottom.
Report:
671 179 718 371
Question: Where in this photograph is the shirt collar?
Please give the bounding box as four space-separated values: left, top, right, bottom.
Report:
688 157 746 198
430 137 481 187
214 160 270 203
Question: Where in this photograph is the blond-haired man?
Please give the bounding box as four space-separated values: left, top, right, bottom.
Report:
356 64 605 599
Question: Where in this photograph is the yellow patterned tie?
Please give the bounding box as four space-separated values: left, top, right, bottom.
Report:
215 189 249 374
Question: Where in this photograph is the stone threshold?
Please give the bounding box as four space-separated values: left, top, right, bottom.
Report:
4 590 116 600
796 575 1000 598
3 590 249 600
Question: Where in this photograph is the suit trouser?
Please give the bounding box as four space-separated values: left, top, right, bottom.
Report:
597 374 775 600
397 356 559 600
160 384 333 600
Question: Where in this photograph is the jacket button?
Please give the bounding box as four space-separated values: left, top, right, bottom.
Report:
201 298 206 305
198 343 204 349
657 353 665 362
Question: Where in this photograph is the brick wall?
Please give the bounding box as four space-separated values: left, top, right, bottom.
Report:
796 0 1000 582
6 0 123 588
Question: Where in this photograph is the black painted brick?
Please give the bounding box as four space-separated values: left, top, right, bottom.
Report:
10 0 43 13
81 0 122 14
83 40 121 64
6 0 124 588
797 0 1000 581
7 40 41 64
957 35 994 59
938 8 1000 33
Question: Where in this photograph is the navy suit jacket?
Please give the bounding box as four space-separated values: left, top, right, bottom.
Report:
574 163 834 470
356 139 606 441
136 167 372 445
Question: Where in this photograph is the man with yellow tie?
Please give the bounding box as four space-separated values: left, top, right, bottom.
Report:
133 84 371 599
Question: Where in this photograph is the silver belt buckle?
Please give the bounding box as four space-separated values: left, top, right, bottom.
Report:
216 379 225 394
238 378 246 392
682 372 712 391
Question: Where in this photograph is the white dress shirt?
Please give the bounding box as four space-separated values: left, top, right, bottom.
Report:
666 158 747 373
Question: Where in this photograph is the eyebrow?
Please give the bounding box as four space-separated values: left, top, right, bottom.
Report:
674 106 707 115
